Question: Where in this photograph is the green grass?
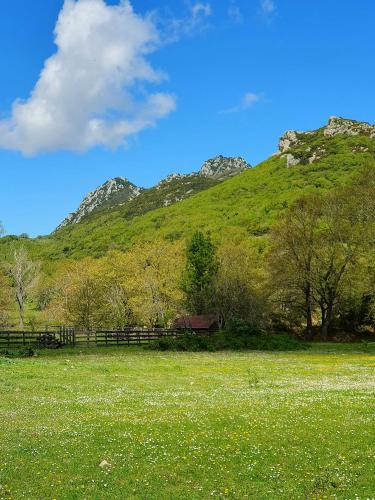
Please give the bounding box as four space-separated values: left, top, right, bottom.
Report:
1 344 374 499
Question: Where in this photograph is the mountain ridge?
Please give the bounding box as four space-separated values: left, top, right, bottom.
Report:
57 155 251 230
1 116 373 263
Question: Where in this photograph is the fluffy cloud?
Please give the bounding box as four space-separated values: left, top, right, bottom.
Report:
221 92 262 114
0 0 176 155
164 2 212 40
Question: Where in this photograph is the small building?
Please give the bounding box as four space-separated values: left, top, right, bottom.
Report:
174 315 219 334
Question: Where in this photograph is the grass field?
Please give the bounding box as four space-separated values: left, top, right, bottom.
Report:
0 344 374 499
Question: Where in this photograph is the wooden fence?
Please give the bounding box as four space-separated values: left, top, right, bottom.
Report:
0 327 183 349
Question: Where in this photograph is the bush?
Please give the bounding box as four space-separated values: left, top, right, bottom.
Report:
147 330 307 352
0 347 35 358
147 333 216 352
226 319 262 336
214 330 306 351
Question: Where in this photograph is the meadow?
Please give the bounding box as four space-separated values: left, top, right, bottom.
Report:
0 344 374 499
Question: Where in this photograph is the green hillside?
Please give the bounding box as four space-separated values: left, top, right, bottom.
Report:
1 117 374 262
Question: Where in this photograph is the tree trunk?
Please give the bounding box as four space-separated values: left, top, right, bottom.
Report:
19 304 24 329
16 294 24 329
320 303 327 340
321 302 333 340
305 283 313 340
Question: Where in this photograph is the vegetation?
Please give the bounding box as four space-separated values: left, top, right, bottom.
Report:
147 330 305 352
0 345 374 499
269 170 375 338
0 125 374 339
182 231 218 315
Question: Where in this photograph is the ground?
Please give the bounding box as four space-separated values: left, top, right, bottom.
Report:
0 344 374 500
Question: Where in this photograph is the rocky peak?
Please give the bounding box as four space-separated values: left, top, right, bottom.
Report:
278 117 375 168
324 116 375 138
199 156 251 178
57 156 251 230
57 177 142 229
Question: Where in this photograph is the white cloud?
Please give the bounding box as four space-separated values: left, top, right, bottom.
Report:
221 92 263 114
261 0 276 17
0 0 176 155
164 2 212 40
228 1 243 24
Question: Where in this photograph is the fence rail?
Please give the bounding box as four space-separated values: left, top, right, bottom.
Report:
0 327 184 349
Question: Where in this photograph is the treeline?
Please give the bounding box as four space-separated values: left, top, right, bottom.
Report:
0 168 374 339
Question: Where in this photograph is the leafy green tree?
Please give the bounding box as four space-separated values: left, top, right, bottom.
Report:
269 168 375 338
182 231 218 315
213 243 267 329
269 194 322 338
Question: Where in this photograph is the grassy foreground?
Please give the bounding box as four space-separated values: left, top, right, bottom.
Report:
0 345 374 499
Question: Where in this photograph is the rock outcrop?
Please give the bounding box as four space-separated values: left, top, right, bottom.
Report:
324 116 375 138
57 177 141 229
278 117 375 167
199 156 250 178
57 156 251 230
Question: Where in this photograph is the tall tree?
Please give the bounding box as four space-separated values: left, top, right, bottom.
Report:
269 169 375 338
7 248 39 328
57 259 105 330
182 231 218 315
269 194 322 338
213 243 267 329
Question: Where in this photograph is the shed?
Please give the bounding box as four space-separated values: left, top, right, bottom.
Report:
174 315 219 333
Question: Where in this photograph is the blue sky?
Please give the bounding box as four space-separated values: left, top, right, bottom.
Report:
0 0 374 236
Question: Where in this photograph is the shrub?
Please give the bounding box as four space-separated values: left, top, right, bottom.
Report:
227 319 262 336
0 347 35 358
147 333 217 352
147 330 306 352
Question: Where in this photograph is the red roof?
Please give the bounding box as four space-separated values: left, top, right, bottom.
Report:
174 315 218 330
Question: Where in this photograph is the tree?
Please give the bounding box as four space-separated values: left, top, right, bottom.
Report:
182 231 218 315
56 259 105 330
123 241 184 327
269 169 375 338
311 182 374 337
7 247 39 328
106 284 133 329
269 194 322 338
212 243 267 329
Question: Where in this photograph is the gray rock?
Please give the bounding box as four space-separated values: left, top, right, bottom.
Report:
57 177 141 229
199 156 251 178
324 116 375 138
279 131 299 153
285 154 300 168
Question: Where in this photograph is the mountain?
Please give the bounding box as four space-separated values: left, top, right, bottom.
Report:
1 117 374 261
57 156 251 229
57 177 142 229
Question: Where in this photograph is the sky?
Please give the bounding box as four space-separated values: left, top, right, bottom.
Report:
0 0 374 237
